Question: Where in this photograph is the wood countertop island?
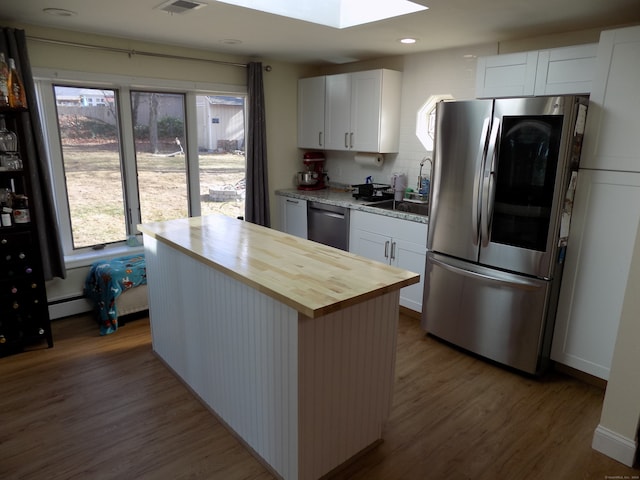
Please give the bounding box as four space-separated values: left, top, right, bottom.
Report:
138 215 420 480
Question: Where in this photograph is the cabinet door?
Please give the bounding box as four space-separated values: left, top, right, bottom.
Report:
391 238 426 312
350 228 390 265
551 170 640 379
350 70 382 152
325 73 352 150
351 69 402 153
298 76 326 149
476 51 538 98
580 26 640 172
534 44 597 96
280 196 307 239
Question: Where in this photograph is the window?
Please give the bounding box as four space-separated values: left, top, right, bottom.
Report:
131 91 190 225
38 73 246 256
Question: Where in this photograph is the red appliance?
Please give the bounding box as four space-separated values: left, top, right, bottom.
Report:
297 152 327 190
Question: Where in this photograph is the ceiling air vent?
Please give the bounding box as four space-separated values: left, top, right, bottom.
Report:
155 0 207 15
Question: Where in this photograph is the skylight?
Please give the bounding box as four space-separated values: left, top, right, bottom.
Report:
216 0 428 28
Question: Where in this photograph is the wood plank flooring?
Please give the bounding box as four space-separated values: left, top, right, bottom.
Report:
1 312 637 479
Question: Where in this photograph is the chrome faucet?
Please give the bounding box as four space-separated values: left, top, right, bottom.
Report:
418 157 432 190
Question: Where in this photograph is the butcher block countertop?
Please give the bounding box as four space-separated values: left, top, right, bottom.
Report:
138 215 419 318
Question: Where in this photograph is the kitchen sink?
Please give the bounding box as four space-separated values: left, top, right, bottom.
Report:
367 199 429 216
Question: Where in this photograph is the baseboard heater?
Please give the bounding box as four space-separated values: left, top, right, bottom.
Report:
48 295 93 320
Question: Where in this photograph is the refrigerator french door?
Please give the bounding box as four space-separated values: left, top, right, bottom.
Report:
423 96 586 374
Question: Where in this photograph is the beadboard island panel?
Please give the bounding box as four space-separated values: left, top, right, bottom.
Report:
139 215 418 480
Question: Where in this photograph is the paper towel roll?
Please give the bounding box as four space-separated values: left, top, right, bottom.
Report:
354 153 384 167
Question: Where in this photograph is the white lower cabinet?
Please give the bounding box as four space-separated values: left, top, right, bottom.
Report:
279 196 307 239
551 169 640 379
350 210 427 312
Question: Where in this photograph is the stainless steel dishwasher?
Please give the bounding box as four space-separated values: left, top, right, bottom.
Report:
307 201 350 251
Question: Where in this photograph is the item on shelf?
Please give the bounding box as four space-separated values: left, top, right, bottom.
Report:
0 54 9 107
1 154 22 170
12 194 29 224
0 119 17 152
7 58 27 109
1 206 11 226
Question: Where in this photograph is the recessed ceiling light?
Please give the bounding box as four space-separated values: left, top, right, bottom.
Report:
43 8 77 17
399 38 418 44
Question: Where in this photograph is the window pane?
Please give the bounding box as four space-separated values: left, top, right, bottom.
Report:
196 95 246 219
54 86 126 249
131 91 189 224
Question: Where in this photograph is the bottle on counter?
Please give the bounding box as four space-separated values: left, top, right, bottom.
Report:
0 54 9 108
7 58 27 109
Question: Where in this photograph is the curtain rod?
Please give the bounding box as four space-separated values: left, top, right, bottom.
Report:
27 36 272 71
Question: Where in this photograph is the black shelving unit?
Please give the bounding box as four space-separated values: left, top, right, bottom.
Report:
0 107 53 357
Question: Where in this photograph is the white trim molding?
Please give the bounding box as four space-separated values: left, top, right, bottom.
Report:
592 425 638 467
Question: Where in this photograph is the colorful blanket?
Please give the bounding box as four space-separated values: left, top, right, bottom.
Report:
84 254 147 335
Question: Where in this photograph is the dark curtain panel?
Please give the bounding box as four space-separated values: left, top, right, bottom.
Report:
245 62 270 227
1 28 66 280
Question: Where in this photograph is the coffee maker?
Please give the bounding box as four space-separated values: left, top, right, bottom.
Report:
297 152 327 190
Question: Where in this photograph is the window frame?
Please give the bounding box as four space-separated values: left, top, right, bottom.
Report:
33 68 247 265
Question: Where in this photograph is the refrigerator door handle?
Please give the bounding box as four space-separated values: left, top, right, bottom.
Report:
481 118 500 247
472 117 491 246
430 254 542 291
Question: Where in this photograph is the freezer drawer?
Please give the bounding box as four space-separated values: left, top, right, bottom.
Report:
422 253 552 374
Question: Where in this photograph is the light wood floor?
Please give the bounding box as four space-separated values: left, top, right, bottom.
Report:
1 312 637 480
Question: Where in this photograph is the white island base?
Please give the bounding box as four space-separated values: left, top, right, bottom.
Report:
144 236 401 480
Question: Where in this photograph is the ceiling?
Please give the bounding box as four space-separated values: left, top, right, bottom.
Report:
1 0 640 64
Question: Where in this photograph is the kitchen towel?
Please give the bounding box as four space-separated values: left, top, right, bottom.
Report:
354 153 384 167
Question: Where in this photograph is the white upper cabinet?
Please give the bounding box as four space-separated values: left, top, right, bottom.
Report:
580 26 640 172
476 51 539 98
476 44 597 98
302 69 402 153
297 76 326 149
350 70 402 153
325 73 352 150
534 43 597 96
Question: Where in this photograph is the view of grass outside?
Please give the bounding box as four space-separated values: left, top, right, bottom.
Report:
62 143 245 248
55 87 245 249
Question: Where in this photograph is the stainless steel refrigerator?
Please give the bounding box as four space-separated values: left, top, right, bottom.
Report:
422 95 587 375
